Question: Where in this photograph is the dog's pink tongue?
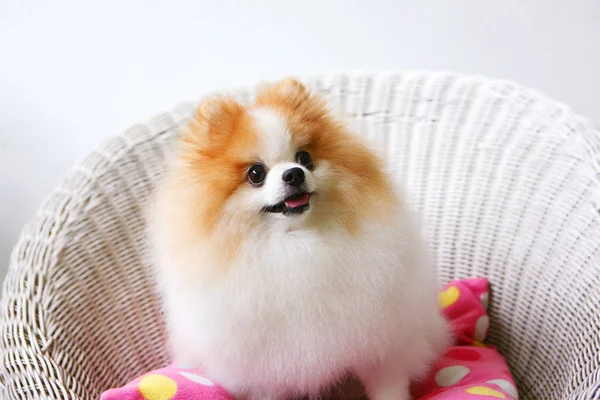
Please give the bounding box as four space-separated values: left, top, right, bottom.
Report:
285 194 309 208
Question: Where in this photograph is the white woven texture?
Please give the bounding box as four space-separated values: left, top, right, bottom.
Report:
1 72 599 400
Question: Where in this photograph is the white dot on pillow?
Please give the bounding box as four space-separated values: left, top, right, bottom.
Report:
475 315 490 342
487 379 519 398
435 365 470 387
178 371 215 386
480 292 489 310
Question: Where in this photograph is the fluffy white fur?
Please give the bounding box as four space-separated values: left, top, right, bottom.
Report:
150 100 449 400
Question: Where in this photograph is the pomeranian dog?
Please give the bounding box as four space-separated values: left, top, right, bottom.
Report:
150 78 450 400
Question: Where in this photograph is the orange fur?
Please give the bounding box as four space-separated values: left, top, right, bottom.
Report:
180 97 259 233
158 96 262 271
255 79 397 233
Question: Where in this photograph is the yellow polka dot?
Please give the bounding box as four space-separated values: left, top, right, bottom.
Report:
465 385 506 398
438 286 460 308
138 374 177 400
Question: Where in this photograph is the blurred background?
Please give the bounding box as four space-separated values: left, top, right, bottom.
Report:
1 0 599 279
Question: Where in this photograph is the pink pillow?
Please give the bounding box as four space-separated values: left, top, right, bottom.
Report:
101 278 518 400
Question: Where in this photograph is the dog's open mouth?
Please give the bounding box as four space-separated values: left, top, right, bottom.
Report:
262 192 311 215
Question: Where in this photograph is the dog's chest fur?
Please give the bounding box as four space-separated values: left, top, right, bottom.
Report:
164 218 434 397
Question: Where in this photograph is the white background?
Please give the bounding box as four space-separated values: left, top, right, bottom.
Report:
1 0 599 278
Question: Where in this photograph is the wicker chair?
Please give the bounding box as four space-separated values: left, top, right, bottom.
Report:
1 73 599 400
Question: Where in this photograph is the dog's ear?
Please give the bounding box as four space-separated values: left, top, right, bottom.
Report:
255 78 309 109
185 96 247 151
255 78 326 117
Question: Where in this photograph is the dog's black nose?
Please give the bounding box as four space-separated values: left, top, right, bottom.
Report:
282 167 305 187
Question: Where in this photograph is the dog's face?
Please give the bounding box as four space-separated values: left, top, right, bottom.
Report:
230 106 319 222
164 78 394 262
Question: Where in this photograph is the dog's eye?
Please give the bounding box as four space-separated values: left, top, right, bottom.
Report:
247 164 267 186
296 151 313 170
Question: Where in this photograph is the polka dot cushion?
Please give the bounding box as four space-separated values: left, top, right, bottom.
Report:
101 278 517 400
412 278 518 399
100 365 232 400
